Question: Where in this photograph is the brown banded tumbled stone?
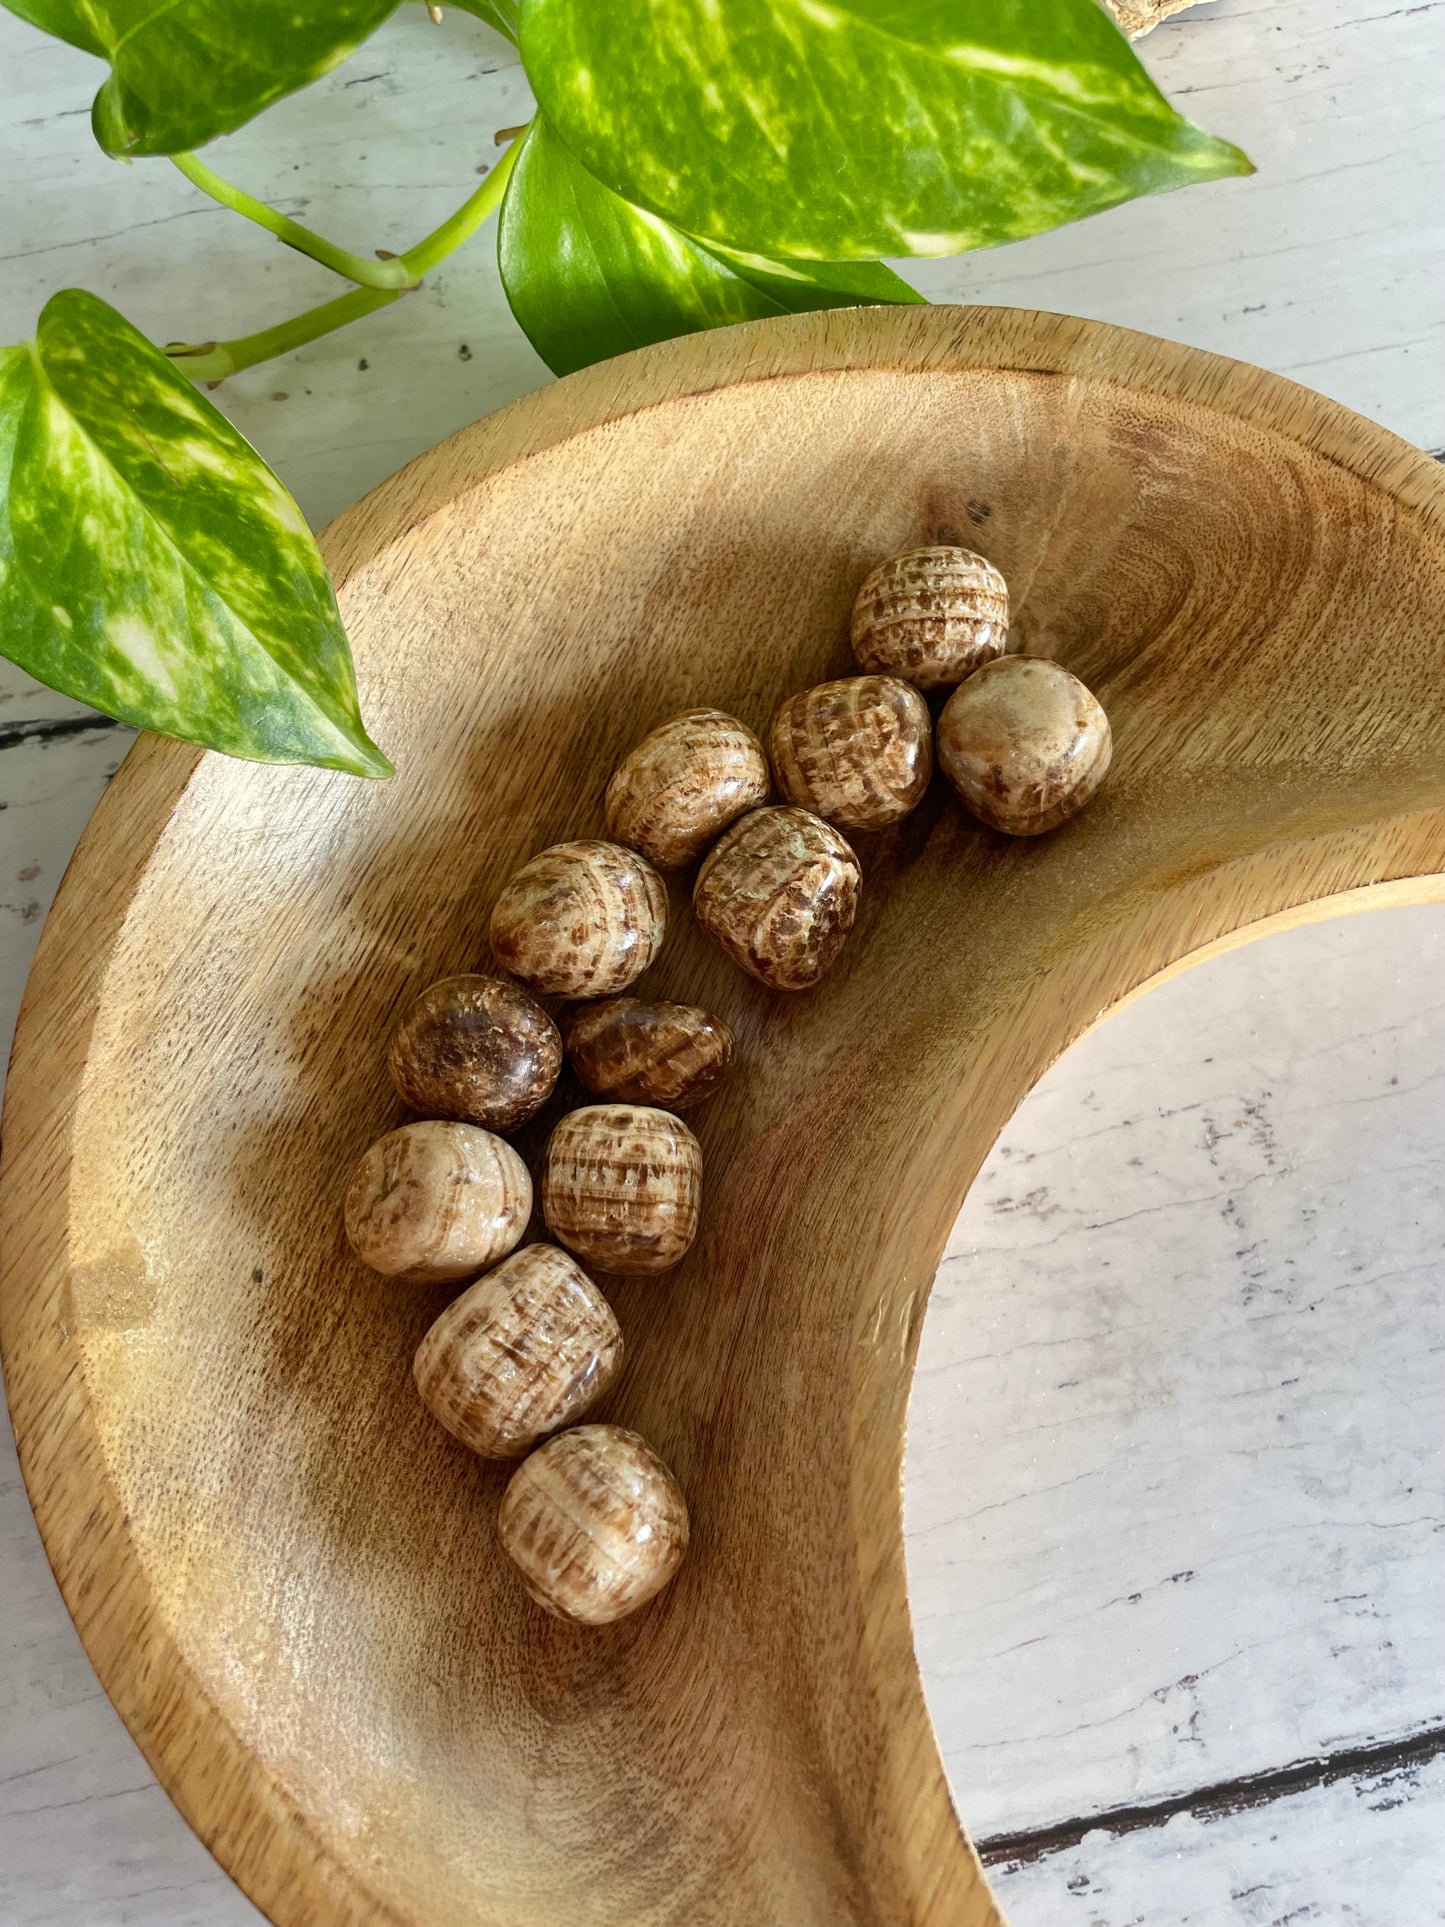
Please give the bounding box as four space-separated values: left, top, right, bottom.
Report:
769 675 932 831
851 545 1009 691
542 1103 701 1276
693 805 861 991
498 1423 689 1625
413 1243 622 1458
605 709 771 869
343 1120 531 1283
564 997 734 1111
489 840 668 997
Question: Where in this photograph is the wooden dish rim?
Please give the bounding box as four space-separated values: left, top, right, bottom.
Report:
3 304 1444 1927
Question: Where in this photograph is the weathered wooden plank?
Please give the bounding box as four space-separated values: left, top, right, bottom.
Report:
907 907 1445 1840
985 1743 1445 1925
0 726 133 1055
910 0 1445 454
0 1413 261 1924
0 656 108 734
2 0 1440 535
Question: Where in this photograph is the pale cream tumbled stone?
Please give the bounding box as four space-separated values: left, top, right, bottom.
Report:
937 656 1111 836
343 1120 531 1283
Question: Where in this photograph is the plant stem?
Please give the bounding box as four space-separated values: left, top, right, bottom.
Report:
166 287 403 385
167 131 525 384
400 132 520 277
171 151 418 291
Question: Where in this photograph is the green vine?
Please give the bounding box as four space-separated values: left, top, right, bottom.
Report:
0 0 1250 774
166 132 524 383
170 150 420 291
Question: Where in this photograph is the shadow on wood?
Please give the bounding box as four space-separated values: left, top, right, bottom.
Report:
3 307 1444 1927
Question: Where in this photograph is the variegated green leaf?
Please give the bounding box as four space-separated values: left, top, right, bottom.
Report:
0 291 390 777
520 0 1253 261
2 0 401 156
499 116 922 376
1 0 104 54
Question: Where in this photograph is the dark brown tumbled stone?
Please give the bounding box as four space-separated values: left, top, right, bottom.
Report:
564 997 733 1111
387 974 562 1131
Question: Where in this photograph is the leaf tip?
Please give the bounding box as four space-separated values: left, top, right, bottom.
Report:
341 734 396 780
1177 121 1256 183
1207 135 1256 181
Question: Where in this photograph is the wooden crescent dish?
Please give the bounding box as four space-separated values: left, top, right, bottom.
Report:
3 307 1444 1927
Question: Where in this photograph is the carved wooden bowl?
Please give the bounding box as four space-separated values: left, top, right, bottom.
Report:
4 309 1444 1927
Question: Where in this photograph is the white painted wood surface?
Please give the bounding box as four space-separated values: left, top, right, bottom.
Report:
989 1750 1445 1924
906 907 1445 1835
2 1 1443 1920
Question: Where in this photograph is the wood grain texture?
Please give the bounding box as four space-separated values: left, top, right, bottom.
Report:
2 306 1445 1927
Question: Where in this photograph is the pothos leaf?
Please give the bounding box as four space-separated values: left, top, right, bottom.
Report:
3 0 401 157
0 292 390 777
520 0 1253 262
1 0 104 56
498 116 922 376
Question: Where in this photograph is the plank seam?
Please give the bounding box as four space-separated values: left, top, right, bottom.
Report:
976 1722 1445 1867
0 715 131 755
